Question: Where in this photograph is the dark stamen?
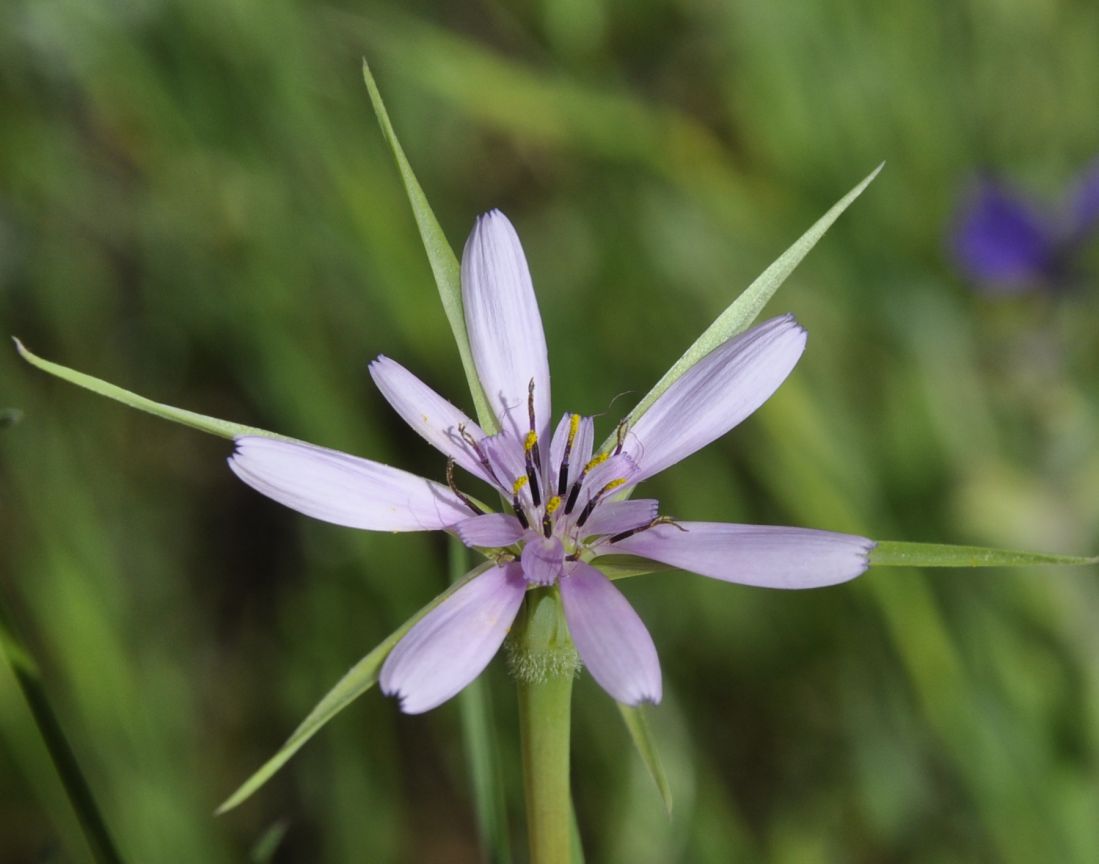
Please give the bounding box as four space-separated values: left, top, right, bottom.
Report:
459 424 497 483
563 452 608 515
557 463 569 497
614 419 628 456
446 459 483 515
608 515 687 544
575 478 627 528
512 495 529 530
527 379 542 472
527 378 537 431
557 413 580 496
541 496 562 539
525 455 542 508
563 480 582 515
575 497 598 528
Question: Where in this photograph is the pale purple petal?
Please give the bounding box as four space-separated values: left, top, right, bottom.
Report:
627 315 806 483
461 211 552 440
548 413 594 494
380 563 527 714
582 451 639 494
456 513 524 548
559 562 661 705
603 522 873 588
229 437 470 532
368 355 490 482
520 535 565 586
580 499 660 538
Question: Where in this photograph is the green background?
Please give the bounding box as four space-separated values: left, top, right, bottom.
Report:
2 1 1098 861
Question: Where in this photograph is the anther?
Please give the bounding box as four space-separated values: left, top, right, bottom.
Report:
564 451 610 515
446 458 483 515
575 478 626 528
541 495 562 537
513 498 530 530
585 452 609 472
524 451 542 508
575 498 597 527
511 476 531 530
557 413 580 496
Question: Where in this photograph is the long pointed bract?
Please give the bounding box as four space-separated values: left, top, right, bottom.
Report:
216 564 491 814
362 60 496 431
612 164 883 448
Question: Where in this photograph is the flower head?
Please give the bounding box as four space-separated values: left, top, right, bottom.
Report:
229 211 873 713
950 161 1099 293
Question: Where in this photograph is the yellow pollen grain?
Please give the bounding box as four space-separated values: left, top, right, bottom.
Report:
545 495 562 515
600 478 626 494
524 431 538 453
567 414 580 446
584 452 609 472
512 476 529 495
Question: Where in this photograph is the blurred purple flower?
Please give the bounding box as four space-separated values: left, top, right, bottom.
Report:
228 211 873 714
951 160 1099 293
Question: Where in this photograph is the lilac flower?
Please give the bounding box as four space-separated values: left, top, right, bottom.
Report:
229 211 873 714
951 160 1099 293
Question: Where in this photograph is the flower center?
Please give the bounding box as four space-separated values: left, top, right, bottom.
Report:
449 381 679 584
509 384 634 563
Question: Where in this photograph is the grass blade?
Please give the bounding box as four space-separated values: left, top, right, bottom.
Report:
0 593 127 864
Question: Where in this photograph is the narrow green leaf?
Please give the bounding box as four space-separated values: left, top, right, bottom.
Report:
216 564 490 814
13 339 285 442
0 593 127 864
870 540 1099 569
362 60 496 433
617 703 673 815
610 164 883 448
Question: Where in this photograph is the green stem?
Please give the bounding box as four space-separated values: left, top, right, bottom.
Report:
512 591 578 864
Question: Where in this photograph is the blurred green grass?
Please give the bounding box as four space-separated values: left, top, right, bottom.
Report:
1 0 1097 861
